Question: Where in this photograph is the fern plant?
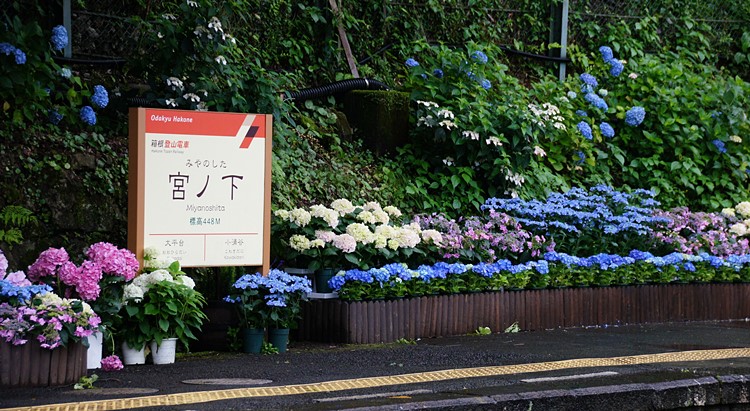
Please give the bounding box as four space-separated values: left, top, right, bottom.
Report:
0 205 36 247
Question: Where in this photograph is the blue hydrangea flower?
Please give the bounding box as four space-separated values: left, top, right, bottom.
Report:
576 151 586 164
471 50 488 64
577 121 593 140
405 58 419 68
575 109 588 117
712 139 727 153
433 68 444 78
609 59 624 77
0 42 15 55
567 91 577 99
580 73 598 88
625 106 646 126
51 25 69 50
49 110 63 125
91 85 109 108
600 122 615 138
60 67 72 78
14 48 26 65
599 46 614 63
711 111 723 119
466 71 477 81
480 79 491 90
585 92 608 111
80 106 97 125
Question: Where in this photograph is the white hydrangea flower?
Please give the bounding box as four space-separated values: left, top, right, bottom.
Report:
372 210 390 225
289 208 311 226
421 229 443 245
215 55 227 65
289 235 311 251
373 235 388 249
274 209 290 219
166 77 184 90
383 206 402 218
387 239 400 250
148 269 173 285
729 135 742 143
331 199 356 215
315 230 336 243
332 234 356 253
356 210 378 224
736 202 750 218
346 223 375 244
363 201 382 212
721 208 736 218
729 222 748 237
123 283 144 303
309 239 325 248
462 130 480 140
175 275 196 289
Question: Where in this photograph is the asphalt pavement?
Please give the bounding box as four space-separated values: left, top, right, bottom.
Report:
2 320 750 410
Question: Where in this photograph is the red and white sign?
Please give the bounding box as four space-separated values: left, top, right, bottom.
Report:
128 108 272 270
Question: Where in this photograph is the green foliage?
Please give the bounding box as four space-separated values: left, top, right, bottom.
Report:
261 341 279 355
74 374 99 390
0 205 36 247
474 326 492 335
504 322 521 333
124 280 208 351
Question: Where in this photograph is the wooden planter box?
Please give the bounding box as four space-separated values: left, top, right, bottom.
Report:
0 340 87 387
295 283 750 344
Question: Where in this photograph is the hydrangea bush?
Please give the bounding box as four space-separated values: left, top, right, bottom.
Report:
272 199 442 270
0 16 109 127
328 250 750 301
483 185 669 256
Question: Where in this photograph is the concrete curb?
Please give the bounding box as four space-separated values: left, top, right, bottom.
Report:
340 374 750 410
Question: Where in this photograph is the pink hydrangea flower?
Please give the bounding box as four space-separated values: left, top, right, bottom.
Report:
101 355 124 371
27 248 70 282
86 242 139 280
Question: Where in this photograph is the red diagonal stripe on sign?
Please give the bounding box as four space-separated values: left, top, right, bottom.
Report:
240 115 266 149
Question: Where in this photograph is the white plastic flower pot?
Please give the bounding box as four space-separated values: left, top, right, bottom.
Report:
150 338 178 365
121 342 146 365
86 331 104 369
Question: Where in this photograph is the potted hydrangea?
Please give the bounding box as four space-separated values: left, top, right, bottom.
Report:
119 249 206 364
1 251 100 386
225 269 311 353
26 242 138 369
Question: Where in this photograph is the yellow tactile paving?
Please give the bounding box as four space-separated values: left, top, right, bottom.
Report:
3 347 749 411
